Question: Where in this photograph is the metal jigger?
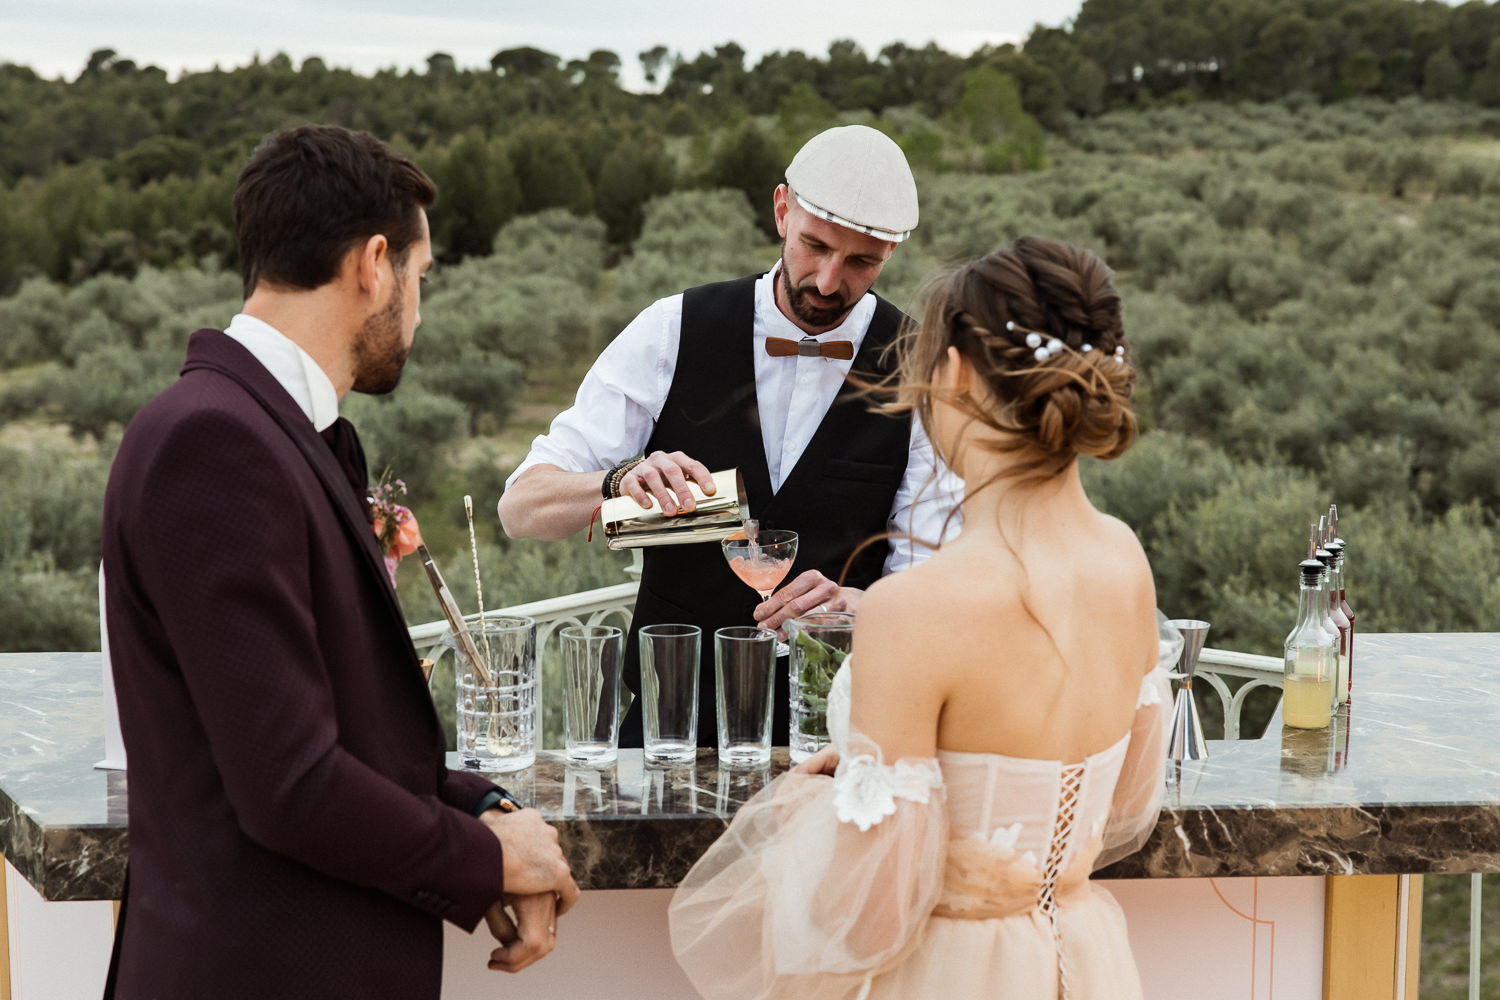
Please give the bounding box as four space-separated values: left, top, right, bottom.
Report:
1166 619 1211 761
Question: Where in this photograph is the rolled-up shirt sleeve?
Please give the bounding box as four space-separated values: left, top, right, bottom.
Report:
884 419 964 574
505 294 683 487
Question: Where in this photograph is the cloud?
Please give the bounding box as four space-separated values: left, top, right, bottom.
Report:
0 0 1082 83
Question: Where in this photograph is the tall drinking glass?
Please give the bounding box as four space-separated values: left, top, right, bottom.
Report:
446 616 536 772
639 623 701 765
787 611 855 763
560 624 624 765
714 626 778 768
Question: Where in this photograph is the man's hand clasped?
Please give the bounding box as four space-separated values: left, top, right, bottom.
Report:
479 806 579 973
485 891 557 973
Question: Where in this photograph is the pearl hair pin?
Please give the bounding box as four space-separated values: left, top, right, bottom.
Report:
1005 319 1122 363
1006 320 1051 361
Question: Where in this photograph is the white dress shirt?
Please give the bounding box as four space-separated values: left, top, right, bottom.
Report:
508 264 963 572
223 313 341 432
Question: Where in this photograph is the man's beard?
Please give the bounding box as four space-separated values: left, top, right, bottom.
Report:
781 251 852 329
351 282 410 395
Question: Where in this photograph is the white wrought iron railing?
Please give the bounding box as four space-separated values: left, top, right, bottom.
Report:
407 583 638 664
1193 647 1284 739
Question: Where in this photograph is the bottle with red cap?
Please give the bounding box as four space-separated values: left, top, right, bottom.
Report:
1325 505 1354 704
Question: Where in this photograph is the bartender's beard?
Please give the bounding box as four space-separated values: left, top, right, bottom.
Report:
351 280 411 395
780 251 852 329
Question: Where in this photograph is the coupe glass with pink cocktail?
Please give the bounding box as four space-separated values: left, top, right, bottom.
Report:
721 529 798 653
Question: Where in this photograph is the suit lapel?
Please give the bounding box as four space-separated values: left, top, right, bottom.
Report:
181 331 416 660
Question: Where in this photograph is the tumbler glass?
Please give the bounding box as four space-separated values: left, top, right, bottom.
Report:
560 624 624 765
714 626 777 768
446 616 536 772
639 623 701 765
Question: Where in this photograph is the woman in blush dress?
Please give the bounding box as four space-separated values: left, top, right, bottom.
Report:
668 236 1181 1000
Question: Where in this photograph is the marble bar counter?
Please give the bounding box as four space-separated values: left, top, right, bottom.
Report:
2 633 1499 902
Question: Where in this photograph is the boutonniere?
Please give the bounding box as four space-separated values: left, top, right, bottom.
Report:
369 470 422 586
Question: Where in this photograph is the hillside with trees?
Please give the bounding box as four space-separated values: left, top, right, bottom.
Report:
3 1 1499 684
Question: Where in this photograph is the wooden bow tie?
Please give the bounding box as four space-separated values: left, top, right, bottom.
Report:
765 336 855 360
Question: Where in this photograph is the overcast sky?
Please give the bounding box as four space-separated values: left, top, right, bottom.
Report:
1 0 1087 88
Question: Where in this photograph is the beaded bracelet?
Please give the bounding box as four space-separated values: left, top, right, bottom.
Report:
602 458 643 499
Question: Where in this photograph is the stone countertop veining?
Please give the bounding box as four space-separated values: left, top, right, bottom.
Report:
2 634 1498 901
1102 632 1500 878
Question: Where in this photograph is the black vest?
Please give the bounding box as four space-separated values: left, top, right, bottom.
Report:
619 274 911 747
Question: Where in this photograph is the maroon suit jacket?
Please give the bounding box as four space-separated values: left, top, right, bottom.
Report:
102 331 507 999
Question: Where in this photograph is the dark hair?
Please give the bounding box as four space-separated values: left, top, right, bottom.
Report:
892 235 1137 491
233 124 436 298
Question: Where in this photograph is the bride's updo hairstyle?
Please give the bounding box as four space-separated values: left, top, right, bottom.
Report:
897 236 1137 487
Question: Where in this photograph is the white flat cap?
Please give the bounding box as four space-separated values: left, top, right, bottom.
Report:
785 125 918 243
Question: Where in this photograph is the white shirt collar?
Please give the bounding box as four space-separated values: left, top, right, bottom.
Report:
221 313 340 432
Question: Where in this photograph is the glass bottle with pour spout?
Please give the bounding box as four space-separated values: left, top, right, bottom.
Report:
1283 525 1339 730
1315 515 1351 707
1327 504 1355 704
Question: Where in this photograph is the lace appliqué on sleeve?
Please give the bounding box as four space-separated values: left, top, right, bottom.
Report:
833 755 943 832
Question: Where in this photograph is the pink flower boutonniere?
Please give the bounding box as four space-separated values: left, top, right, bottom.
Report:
369 472 422 586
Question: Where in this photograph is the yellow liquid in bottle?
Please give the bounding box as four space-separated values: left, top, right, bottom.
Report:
1283 674 1334 729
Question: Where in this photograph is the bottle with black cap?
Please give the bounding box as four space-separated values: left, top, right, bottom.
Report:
1327 504 1355 704
1283 524 1339 730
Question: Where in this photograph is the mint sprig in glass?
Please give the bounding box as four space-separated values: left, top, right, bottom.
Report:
787 612 854 762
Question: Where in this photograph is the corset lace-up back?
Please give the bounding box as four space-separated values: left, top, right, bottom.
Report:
1041 763 1085 998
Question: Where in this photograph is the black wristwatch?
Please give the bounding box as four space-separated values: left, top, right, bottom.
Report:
472 787 522 816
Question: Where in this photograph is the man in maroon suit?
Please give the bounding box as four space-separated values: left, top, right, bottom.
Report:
101 125 578 999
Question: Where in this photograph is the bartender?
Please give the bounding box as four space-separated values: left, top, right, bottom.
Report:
497 125 961 746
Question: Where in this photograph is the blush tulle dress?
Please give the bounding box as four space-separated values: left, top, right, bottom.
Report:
669 620 1181 1000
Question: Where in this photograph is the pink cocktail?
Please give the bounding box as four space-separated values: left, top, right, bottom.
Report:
722 529 798 656
721 530 798 601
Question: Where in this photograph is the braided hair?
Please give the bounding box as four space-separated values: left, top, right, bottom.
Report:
893 236 1138 487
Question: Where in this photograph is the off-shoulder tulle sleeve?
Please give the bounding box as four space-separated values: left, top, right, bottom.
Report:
1094 611 1181 871
669 665 948 1000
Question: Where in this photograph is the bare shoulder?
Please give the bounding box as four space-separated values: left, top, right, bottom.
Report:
852 555 1009 687
1093 512 1160 671
858 559 969 633
1090 513 1154 589
1096 511 1149 560
847 564 969 757
852 568 939 675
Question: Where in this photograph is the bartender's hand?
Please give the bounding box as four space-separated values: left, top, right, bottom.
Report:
755 571 863 636
620 450 715 516
479 807 580 912
486 891 558 973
